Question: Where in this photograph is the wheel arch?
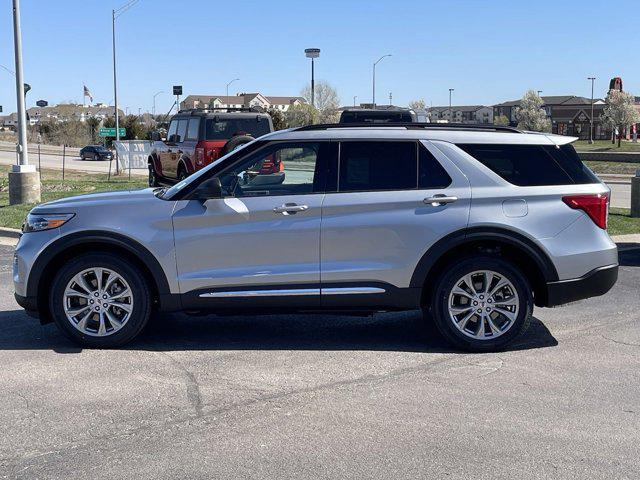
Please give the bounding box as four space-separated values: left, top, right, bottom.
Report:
411 227 558 308
28 231 178 323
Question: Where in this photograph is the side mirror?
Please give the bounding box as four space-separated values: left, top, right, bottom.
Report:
168 134 180 143
193 177 222 201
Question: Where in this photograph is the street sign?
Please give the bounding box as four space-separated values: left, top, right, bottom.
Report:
99 127 126 137
173 85 182 96
36 100 48 107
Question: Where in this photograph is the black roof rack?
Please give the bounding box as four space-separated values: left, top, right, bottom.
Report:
177 107 266 115
294 122 522 133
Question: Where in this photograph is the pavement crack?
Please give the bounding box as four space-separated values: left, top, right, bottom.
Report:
600 334 640 348
155 351 204 418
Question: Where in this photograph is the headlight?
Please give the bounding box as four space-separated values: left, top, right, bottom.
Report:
23 213 75 233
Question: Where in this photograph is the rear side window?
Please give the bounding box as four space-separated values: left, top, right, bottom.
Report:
186 118 200 141
457 144 599 186
338 142 417 192
419 144 452 189
205 118 271 140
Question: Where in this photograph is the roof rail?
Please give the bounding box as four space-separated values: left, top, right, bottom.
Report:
294 122 522 133
177 107 265 114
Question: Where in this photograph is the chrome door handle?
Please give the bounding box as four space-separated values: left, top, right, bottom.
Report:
273 203 309 215
423 194 458 206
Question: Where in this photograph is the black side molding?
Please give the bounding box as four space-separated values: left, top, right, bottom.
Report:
544 264 618 307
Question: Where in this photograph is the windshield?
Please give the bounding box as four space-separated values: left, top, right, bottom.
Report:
205 118 271 140
161 140 259 199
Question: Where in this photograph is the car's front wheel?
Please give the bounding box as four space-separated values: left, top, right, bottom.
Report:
148 163 159 187
49 253 152 348
428 256 533 352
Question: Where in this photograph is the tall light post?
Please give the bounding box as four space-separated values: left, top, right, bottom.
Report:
372 54 391 108
112 0 139 173
588 77 596 144
353 95 357 107
304 48 320 108
152 90 163 117
9 0 40 204
448 88 454 123
226 78 239 106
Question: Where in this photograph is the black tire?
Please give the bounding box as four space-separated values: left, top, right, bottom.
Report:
148 163 159 187
177 166 188 182
220 135 253 156
49 253 152 348
427 255 533 352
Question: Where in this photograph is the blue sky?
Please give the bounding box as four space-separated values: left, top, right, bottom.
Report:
1 0 639 115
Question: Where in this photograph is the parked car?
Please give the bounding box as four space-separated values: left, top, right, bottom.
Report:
339 108 418 123
79 145 113 161
14 123 618 351
148 108 274 186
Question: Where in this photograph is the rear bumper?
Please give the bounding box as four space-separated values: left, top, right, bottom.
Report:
544 264 618 307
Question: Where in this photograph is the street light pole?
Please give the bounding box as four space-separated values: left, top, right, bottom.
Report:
588 77 596 144
9 0 40 204
226 78 239 106
372 54 391 108
304 48 320 108
449 88 454 123
152 90 163 117
353 96 357 107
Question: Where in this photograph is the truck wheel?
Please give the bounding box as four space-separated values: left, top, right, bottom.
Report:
177 167 188 182
428 256 533 352
221 135 254 156
49 253 152 348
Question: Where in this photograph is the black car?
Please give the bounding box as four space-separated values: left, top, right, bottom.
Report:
80 145 113 161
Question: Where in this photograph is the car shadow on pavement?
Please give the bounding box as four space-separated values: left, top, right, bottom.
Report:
0 309 558 354
618 245 640 267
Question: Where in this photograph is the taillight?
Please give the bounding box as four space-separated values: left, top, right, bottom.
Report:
562 193 609 230
195 142 205 168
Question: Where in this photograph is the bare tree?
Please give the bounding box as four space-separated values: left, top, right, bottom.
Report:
494 114 510 126
515 90 551 132
301 81 340 123
409 99 426 110
602 89 640 147
285 103 318 127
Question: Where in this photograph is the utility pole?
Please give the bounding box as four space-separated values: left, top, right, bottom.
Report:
449 88 454 123
353 95 357 107
372 54 391 108
588 77 596 144
8 0 40 205
389 92 392 106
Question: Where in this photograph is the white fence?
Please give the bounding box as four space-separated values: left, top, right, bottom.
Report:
114 140 151 171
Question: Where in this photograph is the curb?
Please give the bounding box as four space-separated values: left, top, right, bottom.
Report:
0 227 22 239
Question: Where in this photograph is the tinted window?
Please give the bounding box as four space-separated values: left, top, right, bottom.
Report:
457 144 599 186
339 110 415 124
176 119 188 143
186 118 200 141
419 144 452 189
205 118 271 140
339 141 417 192
218 142 323 197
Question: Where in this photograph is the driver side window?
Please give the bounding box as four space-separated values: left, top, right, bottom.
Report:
218 142 321 197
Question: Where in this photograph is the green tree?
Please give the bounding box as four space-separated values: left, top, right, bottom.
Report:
285 103 318 127
494 114 510 126
515 90 551 132
602 89 640 147
267 107 288 130
86 116 102 143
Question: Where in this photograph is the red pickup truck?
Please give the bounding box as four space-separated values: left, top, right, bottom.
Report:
148 108 274 186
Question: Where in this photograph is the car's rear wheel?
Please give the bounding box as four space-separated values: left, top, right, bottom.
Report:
427 256 532 352
177 166 187 182
49 253 152 348
148 163 159 187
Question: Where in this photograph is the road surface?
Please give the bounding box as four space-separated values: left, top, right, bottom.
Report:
0 241 638 479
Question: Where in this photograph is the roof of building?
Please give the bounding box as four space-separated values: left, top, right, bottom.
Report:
429 105 490 112
182 94 305 107
494 95 604 107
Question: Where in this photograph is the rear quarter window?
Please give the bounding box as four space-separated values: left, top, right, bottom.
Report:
457 144 599 186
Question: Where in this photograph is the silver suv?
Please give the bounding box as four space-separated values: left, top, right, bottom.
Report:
13 123 618 351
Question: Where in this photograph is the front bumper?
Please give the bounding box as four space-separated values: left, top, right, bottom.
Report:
14 293 40 318
545 264 618 307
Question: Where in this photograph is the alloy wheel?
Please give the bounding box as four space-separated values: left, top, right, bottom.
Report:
63 267 134 337
447 270 519 340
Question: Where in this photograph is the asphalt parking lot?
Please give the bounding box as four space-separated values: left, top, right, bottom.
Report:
0 242 638 479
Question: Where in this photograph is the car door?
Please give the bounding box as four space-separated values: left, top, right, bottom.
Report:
172 141 332 309
320 139 471 305
159 119 178 177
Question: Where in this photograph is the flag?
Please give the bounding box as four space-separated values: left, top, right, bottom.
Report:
83 85 93 103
